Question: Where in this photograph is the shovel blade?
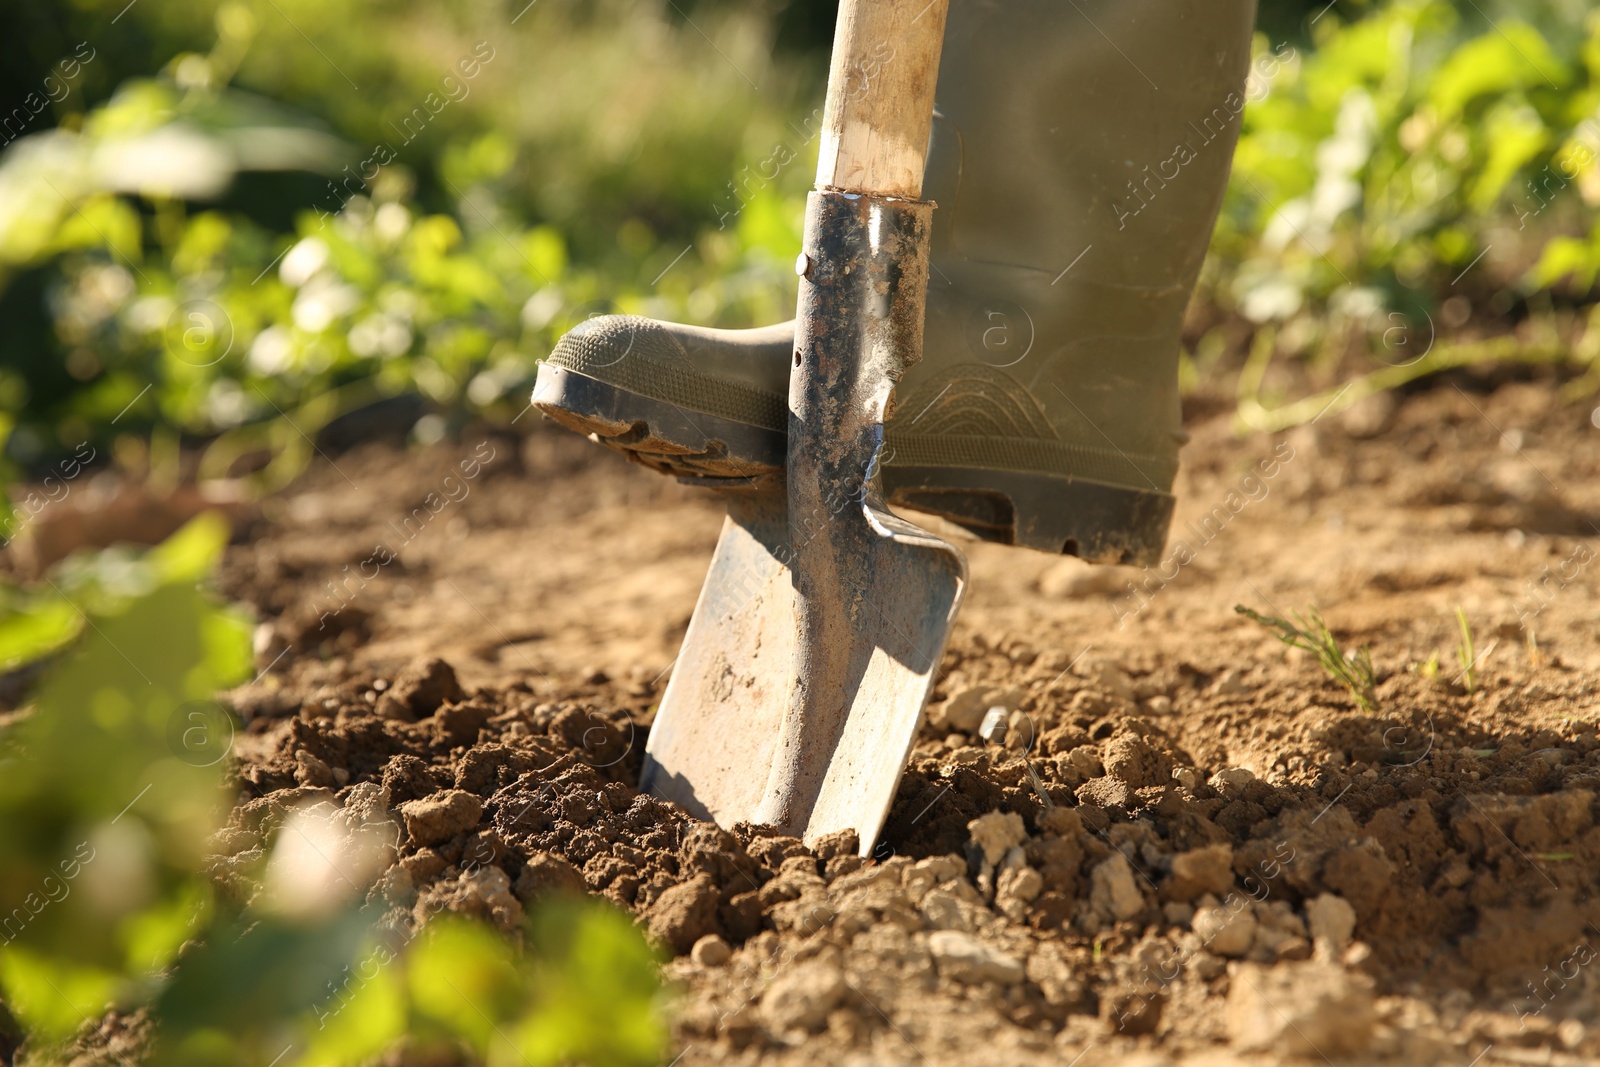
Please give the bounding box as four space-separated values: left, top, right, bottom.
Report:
641 493 793 825
784 505 965 851
640 492 964 856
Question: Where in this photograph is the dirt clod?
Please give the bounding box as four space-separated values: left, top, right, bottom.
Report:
399 789 483 846
927 930 1023 985
647 873 721 955
377 657 463 721
1226 960 1376 1057
760 961 846 1031
1305 893 1357 950
1085 853 1145 928
212 387 1600 1065
1164 843 1234 901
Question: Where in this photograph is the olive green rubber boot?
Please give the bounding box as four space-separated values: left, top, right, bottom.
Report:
533 0 1256 562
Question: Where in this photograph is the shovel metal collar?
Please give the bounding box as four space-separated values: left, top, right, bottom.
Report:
754 189 967 846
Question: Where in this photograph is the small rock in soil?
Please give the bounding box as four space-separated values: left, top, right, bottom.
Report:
927 930 1024 985
1304 893 1357 949
1249 900 1310 962
994 864 1044 921
1209 767 1256 796
1165 843 1235 901
1086 853 1145 927
760 961 846 1031
513 852 585 902
1227 960 1375 1056
937 685 1024 734
399 788 483 846
1212 667 1251 696
967 810 1026 868
691 934 732 967
377 657 463 721
1193 903 1256 958
647 872 720 955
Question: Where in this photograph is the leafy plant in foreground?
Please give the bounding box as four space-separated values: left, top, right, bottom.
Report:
1235 604 1379 712
0 519 666 1066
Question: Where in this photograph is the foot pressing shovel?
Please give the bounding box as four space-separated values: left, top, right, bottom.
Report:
641 0 965 856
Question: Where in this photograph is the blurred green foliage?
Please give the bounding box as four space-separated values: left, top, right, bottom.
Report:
1202 1 1600 426
0 517 666 1065
0 0 1596 482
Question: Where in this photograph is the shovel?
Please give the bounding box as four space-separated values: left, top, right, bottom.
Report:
641 0 965 856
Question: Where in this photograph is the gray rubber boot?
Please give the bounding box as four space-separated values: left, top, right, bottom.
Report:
533 0 1256 562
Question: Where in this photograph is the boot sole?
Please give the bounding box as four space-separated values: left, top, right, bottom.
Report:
533 364 1175 564
532 364 785 480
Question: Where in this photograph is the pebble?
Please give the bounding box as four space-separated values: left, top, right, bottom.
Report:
967 810 1026 868
1212 667 1251 696
760 961 845 1031
927 930 1024 985
1209 767 1256 796
1304 893 1357 949
937 685 1023 734
1193 903 1256 958
1226 960 1375 1055
1088 853 1146 924
691 934 732 967
995 865 1044 921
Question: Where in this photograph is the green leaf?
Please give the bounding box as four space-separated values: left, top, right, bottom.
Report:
147 512 232 586
1429 23 1568 119
0 595 83 672
1470 101 1548 210
0 945 123 1040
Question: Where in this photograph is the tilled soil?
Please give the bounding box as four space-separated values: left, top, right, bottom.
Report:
213 373 1600 1066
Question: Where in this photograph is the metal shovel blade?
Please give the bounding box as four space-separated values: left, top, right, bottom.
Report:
754 190 967 852
639 490 795 827
639 483 965 856
642 0 961 856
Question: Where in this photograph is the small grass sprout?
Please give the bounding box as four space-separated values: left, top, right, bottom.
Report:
1455 606 1478 695
1235 604 1378 712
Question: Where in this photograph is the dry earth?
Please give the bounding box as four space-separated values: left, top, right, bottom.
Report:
209 372 1600 1066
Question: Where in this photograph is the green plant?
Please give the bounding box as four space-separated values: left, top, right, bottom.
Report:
1455 605 1478 693
1235 604 1379 712
1193 3 1600 427
0 520 666 1066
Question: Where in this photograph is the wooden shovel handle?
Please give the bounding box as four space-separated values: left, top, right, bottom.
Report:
814 0 950 199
